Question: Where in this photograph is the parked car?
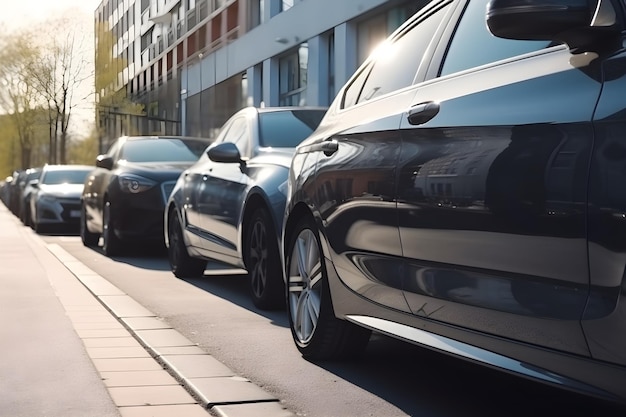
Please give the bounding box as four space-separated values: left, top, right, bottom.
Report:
81 135 213 256
165 106 326 310
8 169 24 216
29 165 93 233
18 167 42 226
282 0 626 405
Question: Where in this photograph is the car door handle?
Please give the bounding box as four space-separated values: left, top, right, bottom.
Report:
407 101 440 125
320 140 339 156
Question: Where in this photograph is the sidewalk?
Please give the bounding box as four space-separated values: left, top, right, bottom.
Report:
0 203 295 417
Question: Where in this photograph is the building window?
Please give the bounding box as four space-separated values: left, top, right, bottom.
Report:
279 43 308 106
248 0 263 29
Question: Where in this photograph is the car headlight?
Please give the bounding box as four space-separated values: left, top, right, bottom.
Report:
118 174 157 193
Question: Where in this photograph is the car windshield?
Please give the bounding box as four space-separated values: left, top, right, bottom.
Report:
42 169 91 185
258 110 326 148
119 138 208 162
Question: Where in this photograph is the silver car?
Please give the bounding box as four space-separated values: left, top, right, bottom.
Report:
30 165 93 233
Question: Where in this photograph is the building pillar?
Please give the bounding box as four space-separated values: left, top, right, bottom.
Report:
334 22 357 93
246 64 263 107
305 35 329 107
262 58 279 107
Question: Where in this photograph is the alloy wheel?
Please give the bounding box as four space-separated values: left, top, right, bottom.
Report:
249 218 268 299
288 228 322 344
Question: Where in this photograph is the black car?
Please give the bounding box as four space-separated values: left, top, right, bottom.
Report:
282 0 626 405
165 106 326 310
80 135 212 256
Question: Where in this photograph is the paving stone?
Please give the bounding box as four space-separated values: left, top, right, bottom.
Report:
100 370 179 388
92 357 163 372
122 317 171 330
66 311 119 322
86 346 152 359
119 404 210 417
82 337 143 348
77 275 126 295
161 354 234 378
62 260 99 276
108 385 197 407
150 346 207 356
186 376 276 406
77 328 132 338
99 295 155 317
73 321 126 330
212 401 297 417
134 329 196 347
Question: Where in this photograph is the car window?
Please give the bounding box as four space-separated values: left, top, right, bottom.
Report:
342 3 452 108
41 169 91 185
223 117 249 156
107 140 120 159
120 139 208 162
258 110 326 147
440 0 553 76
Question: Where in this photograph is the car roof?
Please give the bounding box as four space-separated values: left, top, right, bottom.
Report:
42 164 94 171
120 135 212 141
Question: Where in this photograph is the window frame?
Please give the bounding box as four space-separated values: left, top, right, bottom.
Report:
340 0 455 110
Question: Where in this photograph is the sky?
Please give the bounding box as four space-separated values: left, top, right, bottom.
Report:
0 0 101 32
0 0 103 138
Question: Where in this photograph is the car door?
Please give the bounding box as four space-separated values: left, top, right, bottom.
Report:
84 139 121 231
195 115 249 262
397 0 596 355
310 1 454 313
182 123 232 234
585 46 626 366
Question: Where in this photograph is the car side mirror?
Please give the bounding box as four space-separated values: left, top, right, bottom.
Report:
96 154 114 170
207 142 243 164
486 0 619 52
29 179 39 189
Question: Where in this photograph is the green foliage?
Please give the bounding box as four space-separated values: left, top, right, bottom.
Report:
67 128 98 166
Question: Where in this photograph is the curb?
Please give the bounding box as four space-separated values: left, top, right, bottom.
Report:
43 239 296 417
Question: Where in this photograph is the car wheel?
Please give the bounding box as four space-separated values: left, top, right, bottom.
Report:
286 216 371 360
102 201 123 256
245 207 285 310
167 209 207 278
80 204 100 247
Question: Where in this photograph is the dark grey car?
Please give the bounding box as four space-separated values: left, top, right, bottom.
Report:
282 0 626 405
165 106 326 310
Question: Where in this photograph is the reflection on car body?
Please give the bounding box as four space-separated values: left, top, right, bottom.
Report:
165 106 326 310
281 0 626 405
80 135 213 256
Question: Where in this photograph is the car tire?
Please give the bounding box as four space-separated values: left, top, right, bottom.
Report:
245 207 285 311
102 201 123 256
285 215 371 360
167 209 206 278
80 204 100 247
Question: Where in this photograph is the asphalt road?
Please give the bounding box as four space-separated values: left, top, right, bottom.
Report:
43 234 626 417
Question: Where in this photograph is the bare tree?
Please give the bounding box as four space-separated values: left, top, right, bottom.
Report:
25 18 92 164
